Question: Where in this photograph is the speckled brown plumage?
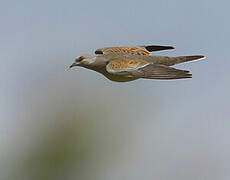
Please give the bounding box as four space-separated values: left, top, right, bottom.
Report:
107 58 148 70
95 47 151 56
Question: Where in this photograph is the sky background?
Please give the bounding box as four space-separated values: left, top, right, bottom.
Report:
1 0 230 179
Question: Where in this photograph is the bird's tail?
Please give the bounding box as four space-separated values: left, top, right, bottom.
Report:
161 55 205 66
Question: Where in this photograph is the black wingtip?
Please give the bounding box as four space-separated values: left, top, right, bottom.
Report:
144 45 175 52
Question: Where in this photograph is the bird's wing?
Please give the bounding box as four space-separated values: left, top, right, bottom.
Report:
95 45 174 56
106 57 191 79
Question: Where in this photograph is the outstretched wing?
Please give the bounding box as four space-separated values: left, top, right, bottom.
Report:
95 45 174 56
106 57 191 80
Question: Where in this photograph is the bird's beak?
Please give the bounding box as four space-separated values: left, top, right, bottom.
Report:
69 62 80 68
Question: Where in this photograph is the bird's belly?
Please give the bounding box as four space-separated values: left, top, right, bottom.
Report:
104 74 138 82
98 69 137 82
88 66 138 82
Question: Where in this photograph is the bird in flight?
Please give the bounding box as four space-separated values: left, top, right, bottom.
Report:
69 45 205 82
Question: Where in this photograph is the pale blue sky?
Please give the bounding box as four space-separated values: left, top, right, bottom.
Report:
1 0 230 179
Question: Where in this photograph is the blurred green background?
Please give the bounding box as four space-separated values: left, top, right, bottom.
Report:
1 0 230 179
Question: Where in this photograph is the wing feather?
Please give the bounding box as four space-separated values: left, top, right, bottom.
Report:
136 64 192 79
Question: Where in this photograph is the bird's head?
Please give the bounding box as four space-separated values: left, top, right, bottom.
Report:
69 55 94 68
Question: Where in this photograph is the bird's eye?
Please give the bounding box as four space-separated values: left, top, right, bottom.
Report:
76 56 84 62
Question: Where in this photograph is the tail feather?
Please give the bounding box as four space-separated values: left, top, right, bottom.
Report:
164 55 205 66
